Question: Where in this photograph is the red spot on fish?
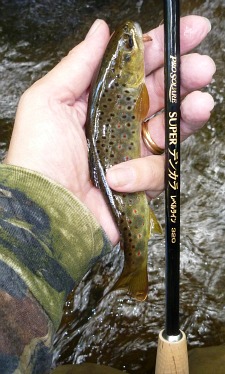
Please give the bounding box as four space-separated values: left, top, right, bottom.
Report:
118 144 122 149
123 133 127 138
133 209 137 214
137 251 141 256
117 123 121 128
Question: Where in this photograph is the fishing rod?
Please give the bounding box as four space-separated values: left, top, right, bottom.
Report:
155 0 189 372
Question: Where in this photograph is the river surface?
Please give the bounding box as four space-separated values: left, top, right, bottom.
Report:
0 0 224 373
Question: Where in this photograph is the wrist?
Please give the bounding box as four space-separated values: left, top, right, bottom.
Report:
0 164 112 327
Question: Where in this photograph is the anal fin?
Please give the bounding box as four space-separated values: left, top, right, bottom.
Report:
149 207 163 235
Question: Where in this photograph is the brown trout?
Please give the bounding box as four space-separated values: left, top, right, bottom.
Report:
86 21 161 301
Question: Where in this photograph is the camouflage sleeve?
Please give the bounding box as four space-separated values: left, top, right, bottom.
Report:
0 164 112 374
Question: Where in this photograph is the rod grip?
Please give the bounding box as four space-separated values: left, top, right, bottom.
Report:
155 330 189 373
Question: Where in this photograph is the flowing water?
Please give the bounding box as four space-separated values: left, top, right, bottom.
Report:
0 0 224 373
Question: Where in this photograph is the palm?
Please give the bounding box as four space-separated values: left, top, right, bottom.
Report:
46 95 119 243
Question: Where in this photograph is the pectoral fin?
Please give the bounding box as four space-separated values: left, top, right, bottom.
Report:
135 83 150 122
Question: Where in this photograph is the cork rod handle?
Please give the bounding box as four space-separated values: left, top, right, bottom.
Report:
155 330 189 374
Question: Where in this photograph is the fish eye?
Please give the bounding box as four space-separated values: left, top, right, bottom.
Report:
123 33 134 50
128 35 134 48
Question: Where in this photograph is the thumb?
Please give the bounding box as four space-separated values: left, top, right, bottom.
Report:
106 156 165 197
40 19 110 99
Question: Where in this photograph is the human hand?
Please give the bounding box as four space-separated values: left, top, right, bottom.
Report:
5 16 215 245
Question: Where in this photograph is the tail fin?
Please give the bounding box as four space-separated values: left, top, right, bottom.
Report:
110 265 148 301
105 208 161 302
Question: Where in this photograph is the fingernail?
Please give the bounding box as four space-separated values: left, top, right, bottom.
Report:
206 93 215 111
203 17 212 32
85 19 102 39
106 166 135 188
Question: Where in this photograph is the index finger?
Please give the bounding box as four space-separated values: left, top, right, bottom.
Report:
144 15 211 75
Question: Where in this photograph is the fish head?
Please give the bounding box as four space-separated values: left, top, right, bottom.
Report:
108 21 145 87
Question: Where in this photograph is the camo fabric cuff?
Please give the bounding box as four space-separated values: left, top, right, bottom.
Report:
0 164 113 373
0 164 112 326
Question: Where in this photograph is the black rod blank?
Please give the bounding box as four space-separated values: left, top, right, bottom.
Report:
164 0 181 337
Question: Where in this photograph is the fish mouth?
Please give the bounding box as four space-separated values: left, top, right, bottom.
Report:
133 22 143 38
